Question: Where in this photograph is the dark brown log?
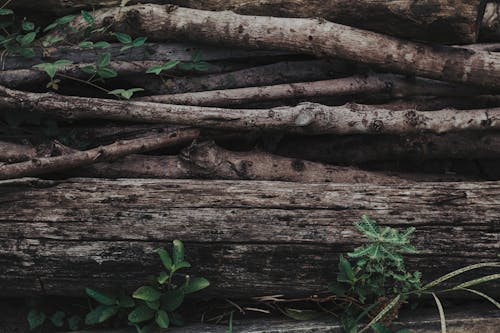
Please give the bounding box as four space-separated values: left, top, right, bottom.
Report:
130 59 350 95
0 178 498 298
11 0 487 44
0 129 199 180
57 4 500 90
0 141 36 163
272 131 500 164
2 86 500 135
0 43 289 71
139 74 484 107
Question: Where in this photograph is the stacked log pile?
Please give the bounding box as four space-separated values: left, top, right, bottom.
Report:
1 0 500 309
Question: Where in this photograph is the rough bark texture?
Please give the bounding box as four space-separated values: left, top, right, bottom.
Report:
3 86 500 135
57 4 500 89
272 131 500 164
0 178 498 298
0 141 36 163
0 129 199 180
10 0 487 43
139 74 484 106
132 59 350 95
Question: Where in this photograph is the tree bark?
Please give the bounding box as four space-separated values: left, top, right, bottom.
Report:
139 74 484 107
57 4 500 90
0 129 199 180
11 0 487 44
0 178 498 298
2 86 500 135
130 59 350 95
272 131 500 164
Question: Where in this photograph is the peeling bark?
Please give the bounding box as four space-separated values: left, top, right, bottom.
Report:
0 178 498 297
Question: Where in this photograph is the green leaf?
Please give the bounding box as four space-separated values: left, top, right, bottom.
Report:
85 305 118 325
183 277 210 294
85 288 116 305
57 15 76 25
27 309 46 330
20 32 36 46
327 282 346 297
42 35 64 47
22 21 35 31
0 9 14 15
174 261 191 271
114 32 132 44
173 240 185 266
371 323 391 333
97 52 111 68
50 311 66 327
117 293 135 308
81 10 94 25
283 308 322 321
163 60 180 70
97 67 118 78
19 47 35 58
132 37 147 47
194 62 210 71
78 41 94 48
157 271 169 285
43 22 59 32
54 59 73 67
421 262 500 291
146 300 160 310
67 315 81 331
94 41 110 49
33 63 56 79
146 65 163 75
432 293 447 333
128 305 155 323
338 256 355 283
133 286 162 302
81 65 97 74
161 289 184 312
120 44 134 52
155 310 170 328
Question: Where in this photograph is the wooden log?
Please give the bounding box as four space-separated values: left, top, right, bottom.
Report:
139 74 484 107
3 86 500 135
272 131 500 164
131 59 350 95
57 4 500 90
0 178 498 298
10 0 488 44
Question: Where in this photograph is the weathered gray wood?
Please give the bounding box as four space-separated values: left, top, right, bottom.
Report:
10 0 487 43
0 178 498 298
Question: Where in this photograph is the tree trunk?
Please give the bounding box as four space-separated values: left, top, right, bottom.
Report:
3 86 500 135
0 178 498 298
59 4 500 90
10 0 487 44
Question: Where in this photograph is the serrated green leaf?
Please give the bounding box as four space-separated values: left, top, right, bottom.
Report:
114 32 132 44
128 305 155 323
173 240 185 266
85 288 116 305
161 289 184 312
133 286 162 302
27 309 46 330
183 277 210 294
155 310 170 328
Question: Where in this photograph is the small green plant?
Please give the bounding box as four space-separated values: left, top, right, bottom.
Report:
33 60 73 89
325 216 500 333
113 32 147 51
108 88 145 100
28 240 209 332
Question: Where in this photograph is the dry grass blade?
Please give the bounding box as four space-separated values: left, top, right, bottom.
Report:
432 293 447 333
457 288 500 309
421 262 500 291
452 274 500 290
359 295 401 333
